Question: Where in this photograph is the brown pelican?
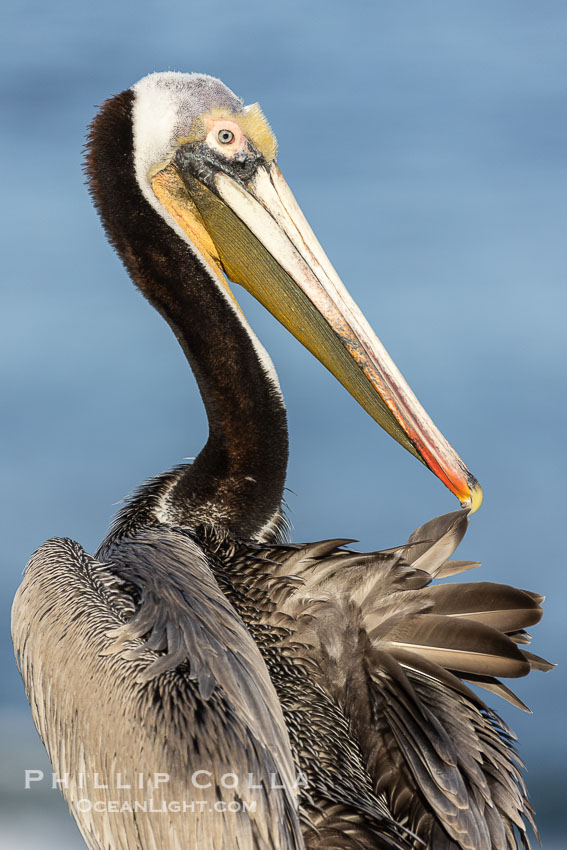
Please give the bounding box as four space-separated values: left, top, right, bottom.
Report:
12 72 551 850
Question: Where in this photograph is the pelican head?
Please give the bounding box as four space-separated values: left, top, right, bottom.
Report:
127 71 481 512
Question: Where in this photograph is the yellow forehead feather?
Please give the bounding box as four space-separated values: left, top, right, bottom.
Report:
237 103 278 162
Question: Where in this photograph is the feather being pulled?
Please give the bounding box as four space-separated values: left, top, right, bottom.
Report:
257 510 552 850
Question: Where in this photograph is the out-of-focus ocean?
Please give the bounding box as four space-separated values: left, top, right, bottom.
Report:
2 0 566 845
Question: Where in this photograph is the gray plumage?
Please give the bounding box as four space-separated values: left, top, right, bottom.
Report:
13 528 303 850
13 505 551 849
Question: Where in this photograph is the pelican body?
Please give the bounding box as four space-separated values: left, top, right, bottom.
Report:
12 73 550 850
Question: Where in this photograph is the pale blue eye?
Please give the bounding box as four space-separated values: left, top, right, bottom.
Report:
218 129 235 144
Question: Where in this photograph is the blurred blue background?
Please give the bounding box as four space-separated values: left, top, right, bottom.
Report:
1 0 566 846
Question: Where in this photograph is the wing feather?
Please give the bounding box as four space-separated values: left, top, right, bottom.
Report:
268 509 551 850
12 530 304 850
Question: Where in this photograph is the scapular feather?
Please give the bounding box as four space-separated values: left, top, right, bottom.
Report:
268 508 551 850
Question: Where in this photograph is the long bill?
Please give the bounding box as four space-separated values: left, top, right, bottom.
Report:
152 159 482 513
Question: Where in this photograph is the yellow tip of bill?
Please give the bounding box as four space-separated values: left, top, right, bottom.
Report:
463 479 483 515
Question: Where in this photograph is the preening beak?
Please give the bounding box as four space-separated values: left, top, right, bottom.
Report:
153 157 482 513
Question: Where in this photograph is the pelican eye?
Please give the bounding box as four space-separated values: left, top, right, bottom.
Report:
217 129 235 145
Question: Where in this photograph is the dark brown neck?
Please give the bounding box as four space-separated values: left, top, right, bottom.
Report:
86 89 288 540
